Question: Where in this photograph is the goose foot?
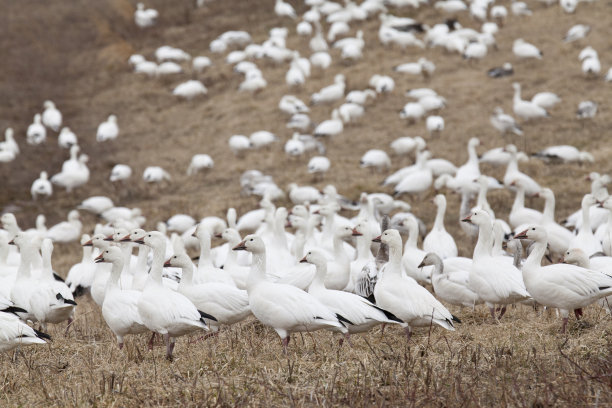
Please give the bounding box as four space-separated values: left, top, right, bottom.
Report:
118 342 124 350
573 308 583 320
379 323 386 339
498 306 507 319
404 326 412 341
148 332 157 350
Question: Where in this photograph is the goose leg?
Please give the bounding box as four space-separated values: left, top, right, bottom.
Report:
498 306 507 319
282 336 290 354
404 326 412 341
64 318 73 336
379 323 386 339
573 308 583 319
148 332 157 350
163 334 173 361
560 317 568 334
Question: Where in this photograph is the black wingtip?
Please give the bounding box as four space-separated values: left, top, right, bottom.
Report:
198 310 218 322
53 272 65 283
56 293 77 306
33 328 52 341
372 304 404 323
451 314 462 324
1 306 28 316
335 313 354 327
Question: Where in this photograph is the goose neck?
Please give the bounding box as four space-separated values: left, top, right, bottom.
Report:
310 263 328 292
197 232 214 268
179 264 194 290
106 259 124 291
149 243 165 284
433 201 446 231
512 187 525 213
246 251 267 292
542 194 555 222
473 219 493 259
523 239 546 274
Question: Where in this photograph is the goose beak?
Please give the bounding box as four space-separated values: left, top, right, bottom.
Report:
514 229 528 240
299 256 308 263
94 253 105 263
163 259 171 267
103 234 114 242
461 215 472 223
233 241 247 251
214 233 222 238
8 239 15 245
560 256 566 263
533 192 540 198
351 228 362 236
285 220 292 228
313 210 320 215
119 234 131 242
134 239 145 244
417 261 425 268
597 200 604 208
82 239 93 246
372 235 381 243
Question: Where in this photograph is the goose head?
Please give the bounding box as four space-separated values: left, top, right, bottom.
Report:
95 246 123 264
560 248 589 266
417 252 442 269
121 228 146 243
299 249 327 266
582 193 597 208
433 194 446 208
536 187 554 200
80 234 91 246
83 233 111 249
512 82 521 92
514 225 548 243
373 229 402 249
43 100 56 109
68 210 80 222
105 228 128 242
139 231 166 249
468 137 480 148
1 213 19 232
164 253 192 268
233 234 265 254
218 228 241 244
335 225 354 241
461 208 491 226
352 221 367 237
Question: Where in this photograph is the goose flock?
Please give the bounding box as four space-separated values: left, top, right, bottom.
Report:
1 0 611 360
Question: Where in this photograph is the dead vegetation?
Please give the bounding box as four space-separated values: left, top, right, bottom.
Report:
1 0 612 406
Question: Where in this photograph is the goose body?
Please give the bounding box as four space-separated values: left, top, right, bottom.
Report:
0 312 50 352
423 195 457 259
513 39 542 59
173 80 207 99
419 253 481 308
96 115 119 142
512 83 548 120
31 171 52 200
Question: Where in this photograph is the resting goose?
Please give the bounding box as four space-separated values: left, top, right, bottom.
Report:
95 247 147 349
96 115 119 142
512 83 549 120
164 254 250 332
515 227 612 332
373 229 458 340
301 249 402 343
418 253 481 308
47 210 82 243
0 312 50 352
130 231 209 360
512 39 542 59
233 235 346 353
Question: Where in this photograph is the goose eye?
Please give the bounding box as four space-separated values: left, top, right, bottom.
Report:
250 238 254 241
531 228 535 230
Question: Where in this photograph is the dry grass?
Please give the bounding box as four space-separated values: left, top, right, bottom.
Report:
1 0 612 405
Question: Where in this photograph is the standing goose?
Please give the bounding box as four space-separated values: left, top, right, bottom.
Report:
423 194 457 259
536 188 573 255
164 253 250 332
561 248 612 315
462 210 530 319
508 179 542 229
568 194 602 257
503 145 541 195
42 101 62 131
301 249 402 344
65 234 96 297
401 214 433 284
192 224 236 287
233 235 346 353
512 83 549 120
373 229 459 340
130 231 209 360
95 247 147 349
515 227 612 332
418 253 481 308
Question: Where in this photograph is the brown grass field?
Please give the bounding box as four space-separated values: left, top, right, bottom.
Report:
1 0 612 406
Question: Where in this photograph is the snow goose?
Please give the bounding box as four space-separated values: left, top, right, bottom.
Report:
390 136 426 157
568 194 603 257
511 1 532 16
279 95 309 115
192 56 212 72
166 215 195 235
192 224 236 286
560 0 577 13
338 102 364 123
275 0 297 18
287 183 321 205
605 68 612 82
308 156 330 179
400 214 432 284
426 116 445 135
503 145 541 195
301 249 402 343
515 226 612 332
597 196 612 256
576 101 597 119
287 114 312 131
490 107 522 135
47 210 82 243
418 253 481 308
536 188 572 255
228 135 251 155
297 21 312 36
531 92 561 110
423 195 458 259
130 231 209 360
0 312 50 352
346 89 376 105
462 210 530 319
487 63 513 78
564 24 590 42
360 150 390 171
155 46 189 62
51 150 90 192
173 80 207 99
311 74 345 105
393 151 433 196
346 221 375 293
30 171 52 200
370 74 395 93
314 109 343 137
284 134 305 157
373 229 458 339
233 235 346 353
250 131 277 149
435 0 468 13
109 164 132 182
94 246 147 348
134 3 158 28
309 22 329 52
0 128 18 156
463 41 487 60
78 196 114 215
564 174 609 230
143 166 170 183
533 145 594 163
508 179 542 229
216 228 250 289
41 100 62 132
26 114 46 145
512 83 549 120
96 115 119 142
65 234 96 297
57 127 77 148
164 253 250 332
513 39 542 59
310 51 332 70
562 249 612 315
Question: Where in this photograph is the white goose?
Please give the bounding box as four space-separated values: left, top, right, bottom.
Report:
503 145 540 195
42 101 62 131
31 171 52 200
568 194 603 257
96 115 119 142
301 249 402 343
508 179 542 229
164 253 250 332
462 210 530 319
418 253 481 308
65 234 96 297
512 83 549 121
401 214 433 284
130 231 209 360
490 107 523 135
512 39 542 59
536 188 573 255
311 74 345 105
46 210 82 243
515 227 612 332
26 114 46 145
233 235 346 353
216 228 250 289
95 247 147 349
561 248 612 315
0 312 50 352
373 229 458 340
423 195 457 259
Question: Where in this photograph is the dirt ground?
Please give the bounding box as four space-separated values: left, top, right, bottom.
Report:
1 0 611 406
